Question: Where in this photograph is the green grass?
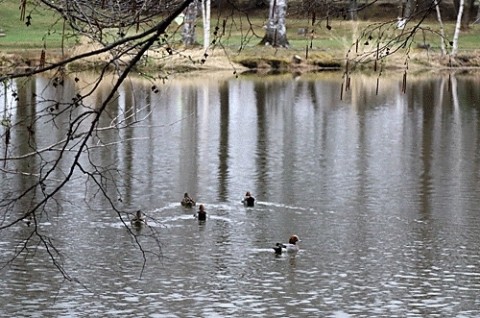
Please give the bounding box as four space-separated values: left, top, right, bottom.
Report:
0 0 76 50
172 16 480 56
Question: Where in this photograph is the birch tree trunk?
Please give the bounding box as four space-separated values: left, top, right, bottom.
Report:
453 0 474 28
434 0 447 55
201 0 211 51
259 0 289 47
451 0 464 56
397 0 416 29
182 0 198 47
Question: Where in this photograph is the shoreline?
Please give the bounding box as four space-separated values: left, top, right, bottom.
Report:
2 46 480 77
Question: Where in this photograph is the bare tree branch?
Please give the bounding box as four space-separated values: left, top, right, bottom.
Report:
1 0 194 279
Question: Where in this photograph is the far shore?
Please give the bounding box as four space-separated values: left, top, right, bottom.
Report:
1 45 480 76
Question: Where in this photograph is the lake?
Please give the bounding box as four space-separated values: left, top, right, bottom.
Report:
1 70 480 317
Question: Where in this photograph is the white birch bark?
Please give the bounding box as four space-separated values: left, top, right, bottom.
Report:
433 0 447 55
451 0 464 56
201 0 211 51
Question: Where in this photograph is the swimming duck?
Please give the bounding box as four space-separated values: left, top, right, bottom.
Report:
131 210 147 226
23 214 33 227
181 192 196 208
272 235 300 254
241 191 255 207
196 204 207 221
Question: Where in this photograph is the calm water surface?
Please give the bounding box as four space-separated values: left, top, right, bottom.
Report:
1 71 480 317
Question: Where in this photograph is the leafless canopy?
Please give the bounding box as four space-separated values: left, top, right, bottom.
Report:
39 0 184 28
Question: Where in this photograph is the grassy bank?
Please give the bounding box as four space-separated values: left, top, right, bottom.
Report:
0 0 76 50
1 0 480 73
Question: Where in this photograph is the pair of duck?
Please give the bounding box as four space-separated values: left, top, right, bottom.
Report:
130 192 196 225
242 192 300 254
130 199 200 225
183 192 256 208
180 193 205 220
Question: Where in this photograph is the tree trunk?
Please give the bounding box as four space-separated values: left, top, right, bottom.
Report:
397 0 416 29
349 0 358 21
476 2 480 24
182 0 198 46
452 0 464 56
259 0 289 47
460 0 475 29
434 0 447 55
402 0 416 19
202 0 211 51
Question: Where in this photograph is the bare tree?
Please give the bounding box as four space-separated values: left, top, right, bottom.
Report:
1 0 196 280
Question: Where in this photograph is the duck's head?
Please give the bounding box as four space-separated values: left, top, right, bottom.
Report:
289 235 300 245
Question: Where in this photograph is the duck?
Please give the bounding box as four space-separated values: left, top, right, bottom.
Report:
131 210 147 226
272 235 300 254
241 191 255 207
196 204 207 221
181 192 196 208
23 214 33 227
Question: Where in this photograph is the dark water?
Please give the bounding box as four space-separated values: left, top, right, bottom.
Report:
1 71 480 317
